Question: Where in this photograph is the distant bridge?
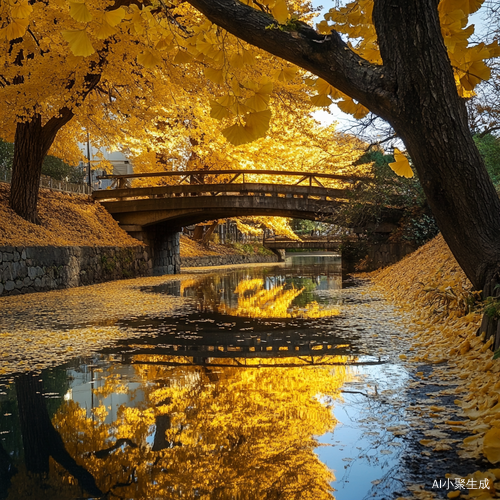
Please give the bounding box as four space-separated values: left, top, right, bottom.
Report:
263 236 344 251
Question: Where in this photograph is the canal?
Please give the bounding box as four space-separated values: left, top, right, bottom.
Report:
0 253 442 499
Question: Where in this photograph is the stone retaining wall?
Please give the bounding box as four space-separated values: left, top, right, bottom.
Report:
181 254 278 268
0 245 151 296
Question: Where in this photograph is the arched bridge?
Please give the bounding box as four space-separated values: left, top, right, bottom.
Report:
93 170 404 275
93 169 373 230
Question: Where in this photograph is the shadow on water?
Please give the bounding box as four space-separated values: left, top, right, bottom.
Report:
0 254 410 499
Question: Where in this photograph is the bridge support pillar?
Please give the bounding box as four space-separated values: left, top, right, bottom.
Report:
125 224 180 275
270 248 286 262
151 228 181 276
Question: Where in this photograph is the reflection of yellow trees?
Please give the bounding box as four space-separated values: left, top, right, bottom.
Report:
220 278 340 319
49 358 353 499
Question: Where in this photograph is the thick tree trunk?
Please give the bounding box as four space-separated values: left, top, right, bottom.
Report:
372 0 500 292
9 109 75 223
9 115 47 224
185 0 500 291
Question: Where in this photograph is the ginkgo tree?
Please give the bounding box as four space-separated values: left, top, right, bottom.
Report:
0 0 318 223
173 0 500 294
0 0 154 222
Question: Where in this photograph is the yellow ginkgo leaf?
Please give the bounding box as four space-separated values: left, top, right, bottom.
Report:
486 40 500 58
389 148 414 178
155 37 172 51
218 94 236 108
69 2 93 23
484 428 500 463
130 10 144 35
231 79 241 96
274 66 297 82
10 0 32 18
353 103 370 119
103 7 126 27
245 109 272 139
222 122 254 146
61 29 95 56
310 94 332 107
440 0 483 15
258 79 274 93
137 50 162 68
231 50 256 69
229 101 251 116
196 39 215 55
173 50 193 64
204 67 224 85
5 18 28 40
459 58 491 91
209 99 231 120
222 110 271 145
244 92 270 112
317 20 332 35
315 78 334 95
242 79 259 91
272 0 288 24
337 97 369 118
94 21 116 40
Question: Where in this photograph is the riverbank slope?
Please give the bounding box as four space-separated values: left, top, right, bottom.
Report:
372 235 500 498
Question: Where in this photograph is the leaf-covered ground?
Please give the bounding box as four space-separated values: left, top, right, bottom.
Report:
0 182 141 247
373 235 500 499
179 234 240 257
0 183 239 259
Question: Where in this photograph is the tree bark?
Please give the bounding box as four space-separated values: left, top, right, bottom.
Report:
371 0 500 292
184 0 500 291
9 109 74 223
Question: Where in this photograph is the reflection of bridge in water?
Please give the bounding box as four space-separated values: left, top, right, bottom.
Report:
103 313 384 368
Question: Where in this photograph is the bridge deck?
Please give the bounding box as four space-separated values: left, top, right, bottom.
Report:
95 183 350 228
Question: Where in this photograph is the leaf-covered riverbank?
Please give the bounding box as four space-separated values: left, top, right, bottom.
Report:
373 235 500 499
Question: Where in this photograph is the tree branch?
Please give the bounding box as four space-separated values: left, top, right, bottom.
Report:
183 0 397 119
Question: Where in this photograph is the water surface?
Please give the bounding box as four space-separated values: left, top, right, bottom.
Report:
0 254 412 499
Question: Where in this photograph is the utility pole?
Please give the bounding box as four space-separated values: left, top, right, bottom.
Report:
86 131 92 189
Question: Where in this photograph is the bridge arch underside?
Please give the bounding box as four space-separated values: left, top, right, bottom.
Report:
103 196 343 230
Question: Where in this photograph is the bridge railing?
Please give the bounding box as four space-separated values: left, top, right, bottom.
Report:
96 169 373 189
2 172 91 195
92 180 353 203
93 169 374 203
264 235 344 242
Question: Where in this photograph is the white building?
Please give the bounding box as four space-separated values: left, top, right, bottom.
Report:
79 143 134 190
